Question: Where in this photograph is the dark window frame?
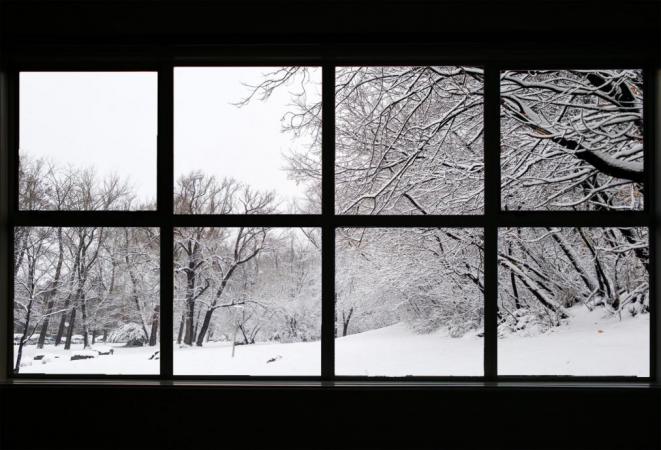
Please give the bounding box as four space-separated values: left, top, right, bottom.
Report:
4 53 656 384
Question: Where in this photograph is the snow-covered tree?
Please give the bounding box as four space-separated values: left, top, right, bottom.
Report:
501 70 643 211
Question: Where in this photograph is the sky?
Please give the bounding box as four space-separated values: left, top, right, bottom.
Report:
19 68 321 209
20 72 158 205
174 67 321 209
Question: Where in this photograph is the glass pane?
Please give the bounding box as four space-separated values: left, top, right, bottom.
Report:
174 67 322 214
173 227 321 375
335 228 484 376
498 227 649 376
19 72 157 210
335 66 484 215
13 227 160 375
501 70 644 211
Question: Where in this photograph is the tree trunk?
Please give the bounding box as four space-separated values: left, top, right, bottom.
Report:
195 309 215 347
125 229 150 341
342 307 354 336
507 242 521 309
177 313 185 344
64 307 77 350
81 294 89 348
547 227 598 294
193 307 202 342
37 227 64 349
37 296 55 349
14 298 35 373
184 300 195 345
149 305 160 346
54 297 71 346
13 230 28 279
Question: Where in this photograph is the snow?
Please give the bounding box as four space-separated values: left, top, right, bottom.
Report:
14 308 648 376
174 341 320 376
336 323 483 376
14 344 158 375
91 345 114 355
499 307 649 376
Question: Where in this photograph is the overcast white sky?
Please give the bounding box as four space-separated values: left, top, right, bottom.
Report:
174 67 320 209
19 68 320 209
20 72 158 205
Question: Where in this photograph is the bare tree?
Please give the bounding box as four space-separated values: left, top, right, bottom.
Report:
501 70 643 211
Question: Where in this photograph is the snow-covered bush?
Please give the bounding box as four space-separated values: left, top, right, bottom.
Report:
107 323 147 347
498 308 551 337
70 350 97 360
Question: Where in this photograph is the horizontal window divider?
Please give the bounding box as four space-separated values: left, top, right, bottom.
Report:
170 214 326 227
11 211 164 227
6 373 653 387
169 375 325 381
5 379 657 389
329 215 486 227
494 376 651 383
493 211 651 228
9 374 163 380
11 64 165 72
328 376 489 382
11 212 652 229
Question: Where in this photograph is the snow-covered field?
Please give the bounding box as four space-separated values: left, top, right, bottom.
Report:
499 307 649 376
14 343 159 375
174 340 320 376
336 323 482 376
15 309 648 376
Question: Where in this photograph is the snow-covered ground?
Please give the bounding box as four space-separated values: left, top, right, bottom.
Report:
336 323 483 376
13 343 159 375
499 307 649 376
15 308 648 376
174 340 320 376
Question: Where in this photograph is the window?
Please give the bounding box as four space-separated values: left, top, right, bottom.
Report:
13 226 160 375
498 69 649 377
174 67 322 214
8 65 652 381
498 227 649 376
335 66 484 215
500 70 643 211
19 72 158 210
173 227 321 376
335 227 484 376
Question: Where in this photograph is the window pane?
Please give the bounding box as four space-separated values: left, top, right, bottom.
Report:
501 70 644 211
19 72 157 210
174 67 322 214
335 66 484 215
335 228 484 376
13 227 160 375
498 227 649 376
173 227 321 375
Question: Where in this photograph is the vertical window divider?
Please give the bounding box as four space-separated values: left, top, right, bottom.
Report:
483 65 500 381
644 66 658 382
158 65 174 379
321 63 336 381
6 70 18 378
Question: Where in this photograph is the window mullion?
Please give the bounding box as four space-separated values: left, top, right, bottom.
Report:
158 65 174 378
484 65 501 380
321 64 336 381
646 67 659 383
